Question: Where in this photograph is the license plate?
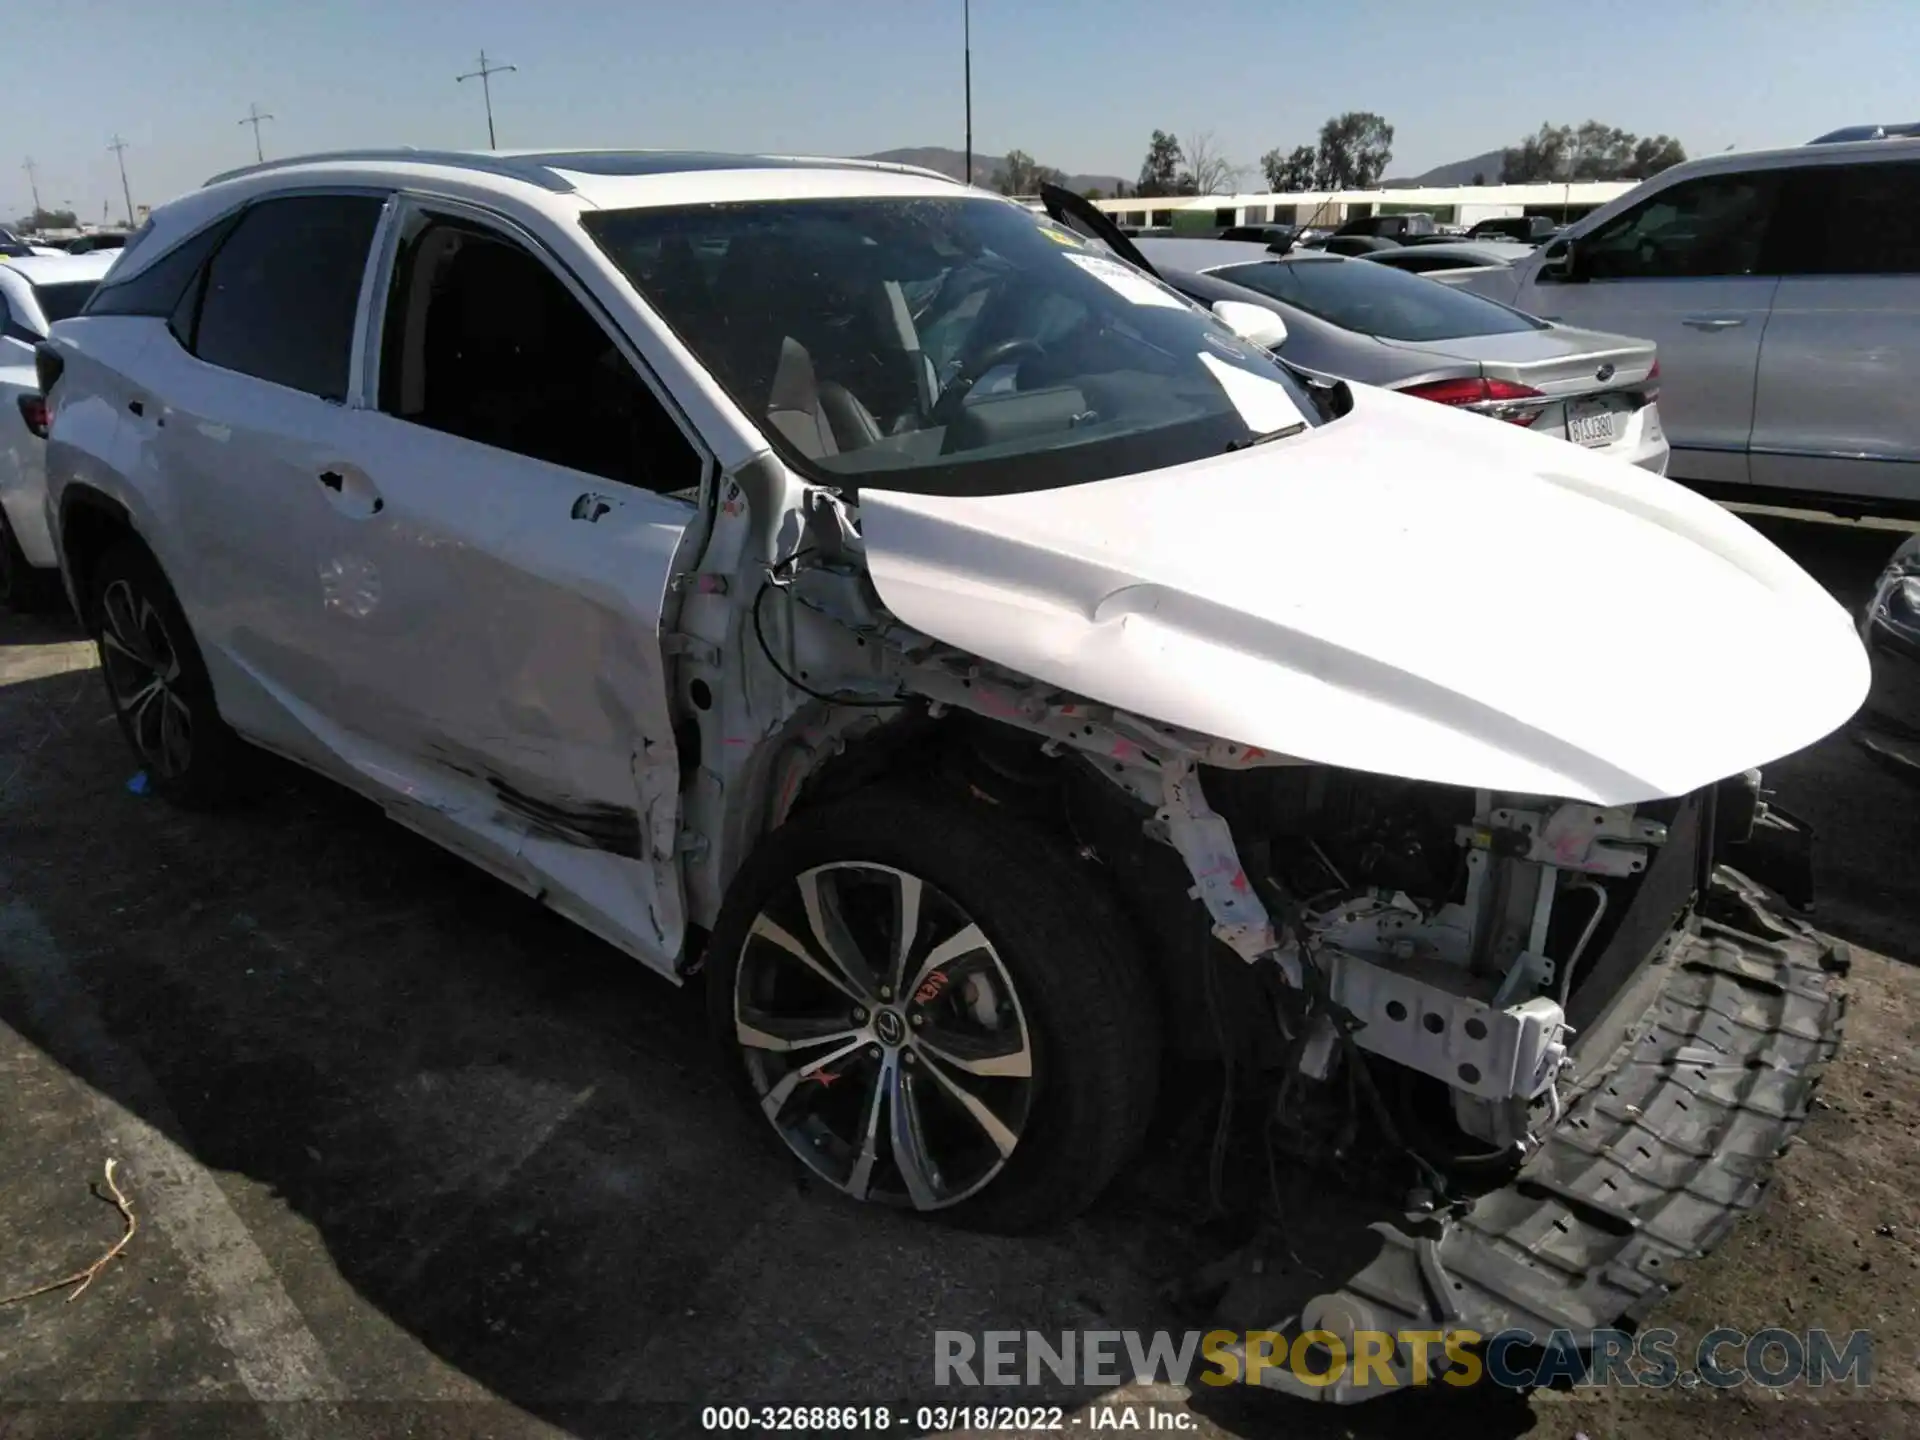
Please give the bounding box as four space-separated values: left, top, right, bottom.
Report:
1567 401 1620 448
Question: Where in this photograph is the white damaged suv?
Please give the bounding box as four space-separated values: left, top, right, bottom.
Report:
40 150 1865 1394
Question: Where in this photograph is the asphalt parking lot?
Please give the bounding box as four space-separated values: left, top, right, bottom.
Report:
1 509 1916 1440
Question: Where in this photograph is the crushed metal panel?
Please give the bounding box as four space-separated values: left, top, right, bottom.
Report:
1221 874 1845 1403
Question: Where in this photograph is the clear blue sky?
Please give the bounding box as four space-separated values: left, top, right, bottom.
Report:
6 0 1915 223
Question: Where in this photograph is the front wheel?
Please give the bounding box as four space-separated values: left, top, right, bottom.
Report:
707 790 1160 1232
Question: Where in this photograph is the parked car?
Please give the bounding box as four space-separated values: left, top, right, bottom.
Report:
1310 233 1400 256
1361 239 1538 278
1334 212 1435 239
1216 222 1297 250
0 228 34 259
66 232 130 255
1467 215 1561 244
1127 233 1668 470
0 251 116 607
1451 138 1920 516
41 154 1861 1382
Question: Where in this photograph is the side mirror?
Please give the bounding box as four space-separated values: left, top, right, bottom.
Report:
1211 300 1288 350
1540 237 1579 282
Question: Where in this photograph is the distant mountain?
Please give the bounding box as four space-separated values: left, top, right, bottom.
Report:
1381 148 1507 188
858 146 1126 195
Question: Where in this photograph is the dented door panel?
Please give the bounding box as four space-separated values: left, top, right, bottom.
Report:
297 409 698 971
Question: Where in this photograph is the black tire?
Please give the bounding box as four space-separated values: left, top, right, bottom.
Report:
706 788 1160 1233
0 507 61 613
88 538 247 808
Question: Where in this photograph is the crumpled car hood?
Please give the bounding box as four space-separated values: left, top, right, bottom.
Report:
857 385 1869 804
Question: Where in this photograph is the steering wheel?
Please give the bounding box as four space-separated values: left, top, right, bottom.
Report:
928 337 1045 428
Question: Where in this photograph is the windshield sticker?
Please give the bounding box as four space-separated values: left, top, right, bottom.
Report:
1065 251 1186 310
1037 225 1085 248
1198 352 1308 434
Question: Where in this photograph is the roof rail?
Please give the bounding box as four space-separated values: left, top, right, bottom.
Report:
201 147 971 195
757 153 964 186
203 149 577 192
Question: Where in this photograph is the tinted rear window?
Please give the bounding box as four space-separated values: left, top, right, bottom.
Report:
1214 258 1544 341
33 282 99 325
190 194 385 401
1776 161 1920 275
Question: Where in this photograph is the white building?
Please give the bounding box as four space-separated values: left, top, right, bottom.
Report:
1092 180 1639 232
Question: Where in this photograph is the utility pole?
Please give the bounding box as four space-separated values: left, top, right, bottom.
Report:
457 50 516 150
962 0 973 187
238 103 275 164
108 135 134 228
21 157 42 217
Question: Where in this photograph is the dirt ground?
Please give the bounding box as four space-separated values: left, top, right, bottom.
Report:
1 509 1916 1440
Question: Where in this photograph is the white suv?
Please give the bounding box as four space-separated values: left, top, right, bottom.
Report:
38 149 1863 1384
0 251 118 607
1456 138 1920 515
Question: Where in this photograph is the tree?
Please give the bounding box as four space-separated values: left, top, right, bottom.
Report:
1260 144 1317 193
1180 130 1239 196
1082 186 1105 201
1569 121 1636 179
12 206 78 232
1500 123 1572 183
1314 112 1394 190
1628 134 1687 178
1500 121 1687 181
1137 130 1184 198
1471 171 1487 186
996 150 1066 195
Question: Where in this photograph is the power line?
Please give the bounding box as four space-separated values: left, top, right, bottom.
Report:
456 49 517 150
107 135 134 229
238 103 276 164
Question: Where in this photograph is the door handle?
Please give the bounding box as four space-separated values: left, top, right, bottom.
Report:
317 467 384 517
571 492 614 523
1681 315 1745 331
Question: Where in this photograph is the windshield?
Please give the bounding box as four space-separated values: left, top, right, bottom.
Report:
33 281 99 326
583 196 1322 496
1213 257 1546 342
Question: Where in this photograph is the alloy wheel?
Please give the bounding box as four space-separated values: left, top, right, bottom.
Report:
97 578 193 779
734 862 1036 1209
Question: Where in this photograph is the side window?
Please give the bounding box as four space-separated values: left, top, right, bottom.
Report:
376 216 703 496
1578 172 1780 281
1776 162 1920 276
83 213 237 319
0 287 23 343
190 194 385 401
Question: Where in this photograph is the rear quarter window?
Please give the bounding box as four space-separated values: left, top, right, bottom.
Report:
188 194 385 401
33 282 99 326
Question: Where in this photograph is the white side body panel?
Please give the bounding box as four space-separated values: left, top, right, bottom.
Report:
0 362 56 567
860 385 1867 805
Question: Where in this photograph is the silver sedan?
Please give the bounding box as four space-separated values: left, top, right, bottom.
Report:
1138 237 1669 471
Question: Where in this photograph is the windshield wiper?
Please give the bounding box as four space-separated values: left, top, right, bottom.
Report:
1224 421 1307 452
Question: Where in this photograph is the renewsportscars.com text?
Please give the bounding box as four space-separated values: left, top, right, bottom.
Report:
934 1326 1874 1392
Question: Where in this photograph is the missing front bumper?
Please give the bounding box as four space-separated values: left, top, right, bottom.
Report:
1231 868 1846 1403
